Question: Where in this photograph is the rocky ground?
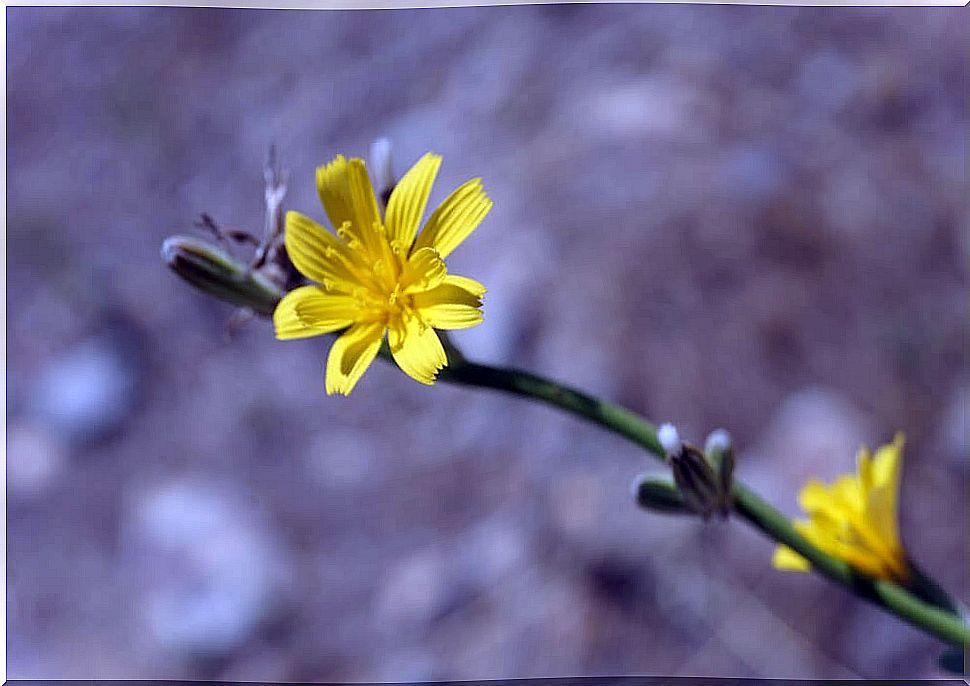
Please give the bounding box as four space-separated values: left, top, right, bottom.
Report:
6 5 968 680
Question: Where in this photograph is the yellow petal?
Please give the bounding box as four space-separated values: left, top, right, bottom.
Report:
866 434 905 550
284 212 361 292
385 153 441 251
295 292 361 329
801 489 903 580
325 322 385 396
794 518 875 574
415 305 483 331
388 316 447 385
316 156 354 228
792 519 816 539
790 520 843 569
316 156 383 258
412 275 485 330
797 480 833 514
816 497 898 573
857 448 874 496
831 474 865 512
780 432 911 582
804 508 847 540
275 286 353 340
402 247 448 294
799 475 865 521
773 545 811 572
346 158 383 249
834 446 901 563
829 541 887 578
871 434 904 493
444 274 487 298
412 177 492 259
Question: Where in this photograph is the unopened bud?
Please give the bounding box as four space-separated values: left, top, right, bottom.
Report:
370 137 395 206
670 442 721 519
704 428 735 516
161 235 283 317
631 474 690 515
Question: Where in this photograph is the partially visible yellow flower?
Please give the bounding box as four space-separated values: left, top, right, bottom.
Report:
274 152 492 395
772 433 910 583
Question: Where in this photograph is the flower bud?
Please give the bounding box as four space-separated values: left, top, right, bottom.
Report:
670 442 722 519
370 137 395 206
161 235 283 317
704 428 735 516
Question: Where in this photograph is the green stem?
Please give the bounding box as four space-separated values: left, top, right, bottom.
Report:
731 483 969 647
439 362 666 459
163 237 969 650
440 360 968 649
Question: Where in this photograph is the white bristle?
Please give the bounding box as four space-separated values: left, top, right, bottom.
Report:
704 428 732 454
658 423 681 455
369 137 393 185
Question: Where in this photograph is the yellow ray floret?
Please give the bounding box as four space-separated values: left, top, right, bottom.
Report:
772 433 910 582
274 151 492 395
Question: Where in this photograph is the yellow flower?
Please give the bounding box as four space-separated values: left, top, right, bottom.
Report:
274 152 492 395
772 433 910 582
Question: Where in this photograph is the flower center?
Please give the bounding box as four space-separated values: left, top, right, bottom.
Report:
354 262 417 330
344 229 432 331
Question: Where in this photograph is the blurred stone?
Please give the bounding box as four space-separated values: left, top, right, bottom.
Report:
306 428 380 489
372 648 437 684
459 515 527 587
218 647 289 683
940 385 968 465
575 76 709 142
129 480 288 658
704 578 860 678
455 231 554 366
797 49 859 116
374 547 450 629
29 334 139 446
14 286 90 362
6 421 68 498
549 471 605 538
720 145 788 202
746 386 874 501
653 565 713 637
837 607 921 677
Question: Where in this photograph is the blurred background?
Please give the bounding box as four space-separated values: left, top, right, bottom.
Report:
6 5 967 681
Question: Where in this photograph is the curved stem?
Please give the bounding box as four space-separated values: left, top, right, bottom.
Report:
731 483 969 647
439 361 666 459
163 237 969 649
440 360 969 649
